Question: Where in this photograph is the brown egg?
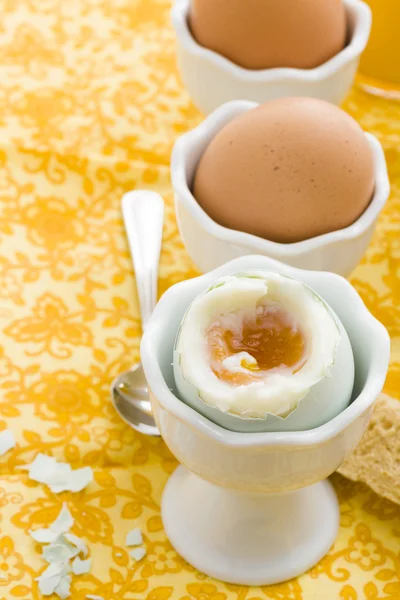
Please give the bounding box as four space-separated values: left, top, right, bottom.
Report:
189 0 347 70
192 98 375 244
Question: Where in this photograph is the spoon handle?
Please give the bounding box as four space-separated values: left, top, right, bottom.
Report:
122 191 164 330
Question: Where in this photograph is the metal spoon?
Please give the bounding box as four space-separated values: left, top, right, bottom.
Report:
111 190 163 436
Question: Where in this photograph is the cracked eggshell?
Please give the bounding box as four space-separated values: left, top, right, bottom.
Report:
173 280 355 433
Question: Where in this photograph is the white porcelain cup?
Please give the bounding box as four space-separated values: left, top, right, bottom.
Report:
171 0 372 114
141 255 390 586
171 100 390 277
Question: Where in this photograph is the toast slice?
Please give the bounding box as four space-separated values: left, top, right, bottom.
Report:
338 394 400 505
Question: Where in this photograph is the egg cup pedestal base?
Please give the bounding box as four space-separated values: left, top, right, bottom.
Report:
162 465 339 586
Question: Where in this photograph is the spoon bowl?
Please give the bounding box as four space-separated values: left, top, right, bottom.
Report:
111 365 159 436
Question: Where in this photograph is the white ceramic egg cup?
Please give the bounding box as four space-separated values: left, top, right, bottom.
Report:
171 100 390 277
141 255 389 586
171 0 372 114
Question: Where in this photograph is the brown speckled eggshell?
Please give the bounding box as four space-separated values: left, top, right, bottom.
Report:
192 98 375 244
189 0 347 70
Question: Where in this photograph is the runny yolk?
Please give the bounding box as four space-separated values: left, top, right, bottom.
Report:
207 305 305 385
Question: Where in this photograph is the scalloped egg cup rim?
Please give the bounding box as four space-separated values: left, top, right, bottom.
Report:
141 256 390 449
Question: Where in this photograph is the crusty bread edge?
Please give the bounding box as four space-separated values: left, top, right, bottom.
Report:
337 393 400 505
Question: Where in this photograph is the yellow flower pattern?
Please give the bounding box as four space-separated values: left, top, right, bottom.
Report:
0 537 24 583
346 526 386 571
144 541 183 576
0 0 399 599
4 293 93 357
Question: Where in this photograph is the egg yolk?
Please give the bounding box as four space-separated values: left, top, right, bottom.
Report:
207 304 305 385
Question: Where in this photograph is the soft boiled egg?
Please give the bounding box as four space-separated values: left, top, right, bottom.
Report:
173 271 355 433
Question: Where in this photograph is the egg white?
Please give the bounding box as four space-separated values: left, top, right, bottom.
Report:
173 271 355 433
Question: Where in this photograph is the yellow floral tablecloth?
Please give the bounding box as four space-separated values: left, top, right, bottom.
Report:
0 1 400 599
